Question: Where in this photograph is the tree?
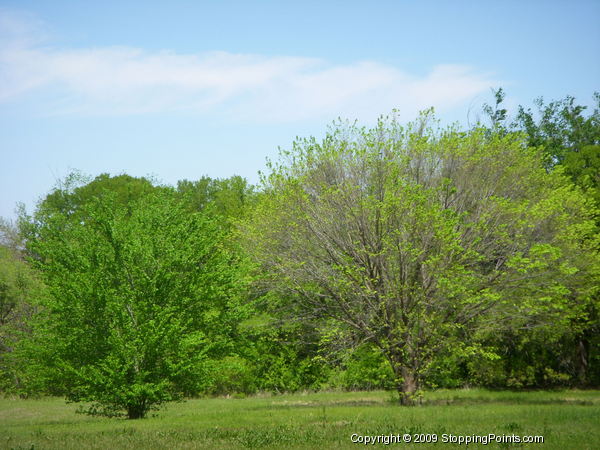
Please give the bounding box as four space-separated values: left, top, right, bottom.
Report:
511 93 600 214
243 113 597 404
24 190 246 418
483 90 599 190
482 91 600 385
33 172 169 222
512 93 600 169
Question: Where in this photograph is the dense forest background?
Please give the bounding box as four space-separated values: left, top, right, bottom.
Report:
1 91 598 418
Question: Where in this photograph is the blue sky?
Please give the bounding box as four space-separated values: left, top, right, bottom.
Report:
1 0 599 220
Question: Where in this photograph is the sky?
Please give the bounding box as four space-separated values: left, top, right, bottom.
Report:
1 0 599 220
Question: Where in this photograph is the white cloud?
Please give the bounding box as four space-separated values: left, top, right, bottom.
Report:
0 11 498 122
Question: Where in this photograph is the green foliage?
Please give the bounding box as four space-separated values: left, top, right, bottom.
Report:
563 144 600 206
24 188 247 418
336 344 394 391
513 92 600 168
0 245 45 393
482 91 600 387
3 94 599 408
244 112 597 402
239 316 329 393
482 87 508 131
201 356 258 396
33 172 167 222
177 175 256 220
483 90 600 205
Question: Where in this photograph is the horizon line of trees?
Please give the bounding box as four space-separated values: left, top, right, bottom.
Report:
0 90 598 418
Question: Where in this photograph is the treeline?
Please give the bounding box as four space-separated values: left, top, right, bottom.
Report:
0 91 598 418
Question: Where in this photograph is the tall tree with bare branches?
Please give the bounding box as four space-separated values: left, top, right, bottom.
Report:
244 113 598 404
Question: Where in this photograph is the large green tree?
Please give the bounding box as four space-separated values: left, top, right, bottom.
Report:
244 114 597 404
25 189 246 418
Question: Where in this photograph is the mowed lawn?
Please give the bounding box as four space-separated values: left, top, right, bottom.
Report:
1 389 599 449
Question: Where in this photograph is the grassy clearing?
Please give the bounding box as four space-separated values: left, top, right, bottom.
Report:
1 389 599 449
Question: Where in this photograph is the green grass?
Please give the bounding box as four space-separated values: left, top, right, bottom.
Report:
1 389 599 449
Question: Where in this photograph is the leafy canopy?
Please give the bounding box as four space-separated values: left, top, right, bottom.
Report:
26 186 246 418
244 112 597 404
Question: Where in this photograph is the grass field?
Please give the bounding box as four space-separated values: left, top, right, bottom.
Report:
1 389 599 449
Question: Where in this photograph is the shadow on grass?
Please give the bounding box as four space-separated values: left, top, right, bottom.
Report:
265 394 596 410
421 396 595 406
228 398 387 412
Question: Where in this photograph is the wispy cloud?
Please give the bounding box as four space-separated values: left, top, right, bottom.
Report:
0 11 498 122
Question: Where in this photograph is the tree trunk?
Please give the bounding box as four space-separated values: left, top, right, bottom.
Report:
127 402 147 419
576 336 590 386
398 366 418 406
385 344 420 406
